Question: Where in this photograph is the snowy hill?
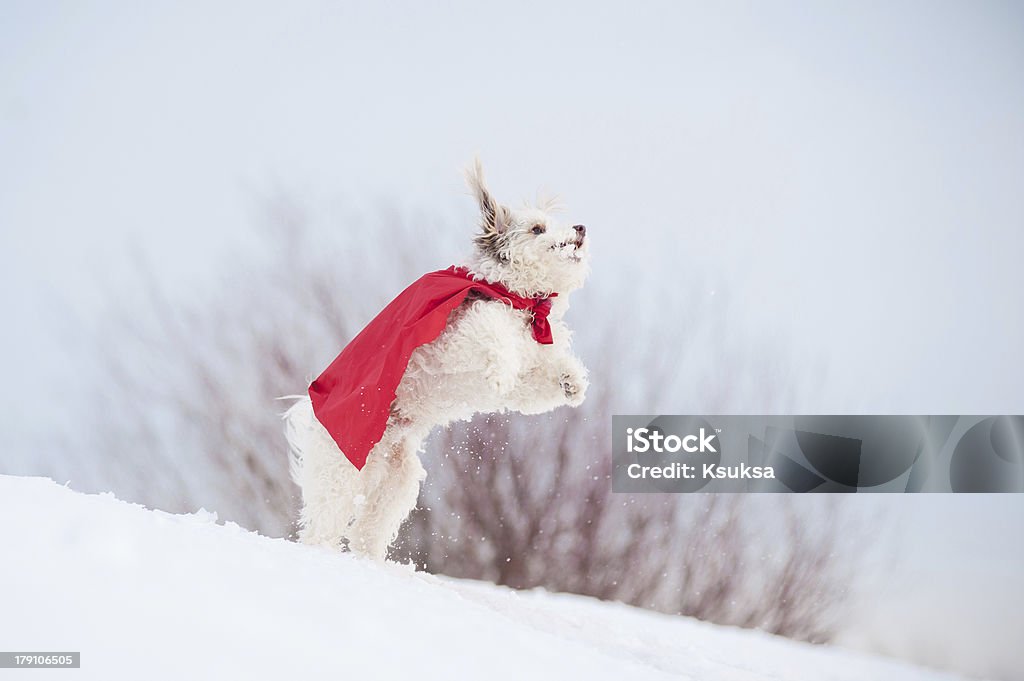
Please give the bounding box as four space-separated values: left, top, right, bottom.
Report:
1 476 964 681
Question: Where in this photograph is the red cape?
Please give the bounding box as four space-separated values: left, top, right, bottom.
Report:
309 266 555 470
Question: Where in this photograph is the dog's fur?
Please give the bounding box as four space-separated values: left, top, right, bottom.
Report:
284 160 590 560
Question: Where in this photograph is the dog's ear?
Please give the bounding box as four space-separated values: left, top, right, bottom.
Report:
466 157 510 234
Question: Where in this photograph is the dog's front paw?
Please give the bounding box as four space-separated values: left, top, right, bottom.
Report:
486 365 517 397
559 370 588 406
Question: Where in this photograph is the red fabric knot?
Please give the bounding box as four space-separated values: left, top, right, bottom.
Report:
529 295 555 344
448 266 556 344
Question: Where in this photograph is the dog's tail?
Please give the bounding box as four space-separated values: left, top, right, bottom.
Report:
280 394 315 488
281 393 365 547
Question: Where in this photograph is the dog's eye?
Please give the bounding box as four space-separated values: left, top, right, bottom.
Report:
531 224 545 235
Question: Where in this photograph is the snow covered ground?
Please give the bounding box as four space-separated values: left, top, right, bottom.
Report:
0 475 965 681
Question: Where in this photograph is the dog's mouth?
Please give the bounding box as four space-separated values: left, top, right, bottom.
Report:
550 236 586 263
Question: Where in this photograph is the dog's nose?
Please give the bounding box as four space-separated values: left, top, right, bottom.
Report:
573 224 586 238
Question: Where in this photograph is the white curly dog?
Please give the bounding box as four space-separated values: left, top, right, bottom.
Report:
285 161 590 560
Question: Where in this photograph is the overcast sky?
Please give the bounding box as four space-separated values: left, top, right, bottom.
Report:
3 1 1022 417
